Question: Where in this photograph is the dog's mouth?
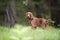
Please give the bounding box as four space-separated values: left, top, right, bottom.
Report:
26 17 31 19
26 16 33 20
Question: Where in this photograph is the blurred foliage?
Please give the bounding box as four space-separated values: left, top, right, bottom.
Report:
0 0 60 26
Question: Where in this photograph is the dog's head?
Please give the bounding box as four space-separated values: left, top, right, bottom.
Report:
25 12 33 20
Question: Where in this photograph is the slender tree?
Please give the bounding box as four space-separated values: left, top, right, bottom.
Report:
5 0 17 27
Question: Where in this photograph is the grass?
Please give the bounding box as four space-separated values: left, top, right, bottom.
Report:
0 24 60 40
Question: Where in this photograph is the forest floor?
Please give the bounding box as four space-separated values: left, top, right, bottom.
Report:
0 24 60 40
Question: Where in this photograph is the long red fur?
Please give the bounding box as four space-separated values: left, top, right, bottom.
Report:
25 12 49 29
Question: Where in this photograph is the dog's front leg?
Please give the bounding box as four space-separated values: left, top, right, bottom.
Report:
30 20 37 28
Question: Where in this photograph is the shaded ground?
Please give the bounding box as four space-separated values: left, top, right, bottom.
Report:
0 24 60 40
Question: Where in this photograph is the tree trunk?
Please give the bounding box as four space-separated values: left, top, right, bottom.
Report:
5 0 17 27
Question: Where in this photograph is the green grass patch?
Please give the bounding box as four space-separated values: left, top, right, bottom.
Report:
0 24 60 40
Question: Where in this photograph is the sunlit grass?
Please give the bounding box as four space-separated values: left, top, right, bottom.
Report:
0 24 60 40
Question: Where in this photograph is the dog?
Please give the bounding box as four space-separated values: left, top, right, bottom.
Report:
25 12 49 29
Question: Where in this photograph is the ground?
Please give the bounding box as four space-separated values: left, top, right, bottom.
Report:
0 24 60 40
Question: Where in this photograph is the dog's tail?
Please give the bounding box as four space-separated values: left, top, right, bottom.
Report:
48 19 55 23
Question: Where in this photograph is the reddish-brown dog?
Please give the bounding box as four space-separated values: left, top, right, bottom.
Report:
25 12 48 29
